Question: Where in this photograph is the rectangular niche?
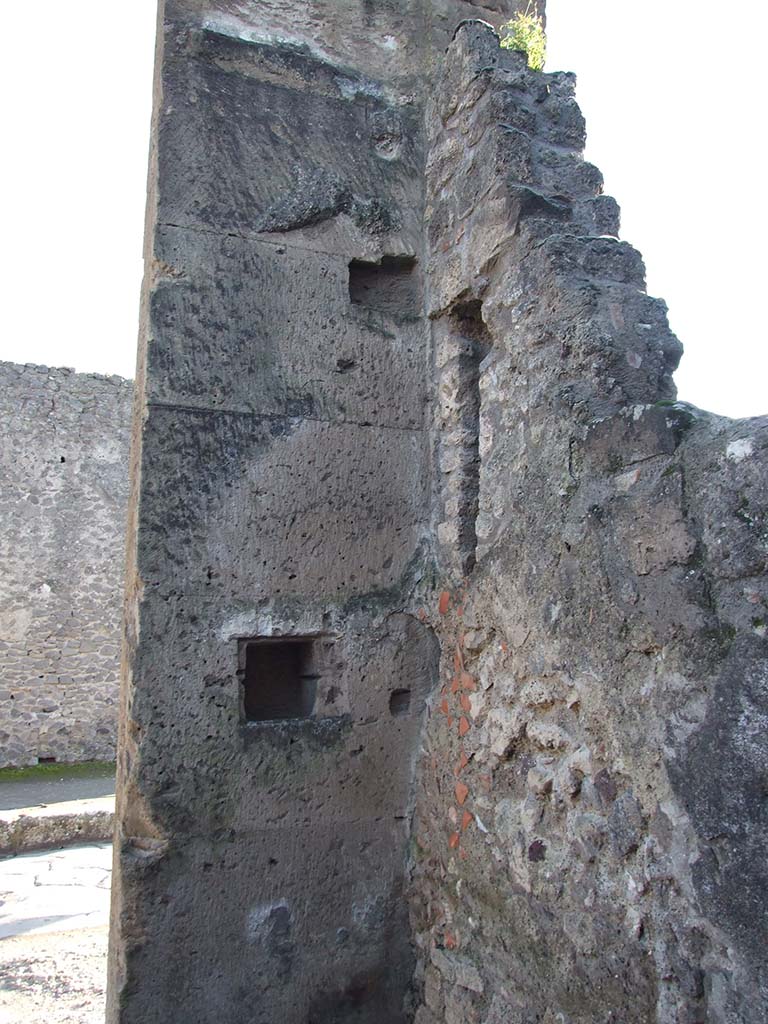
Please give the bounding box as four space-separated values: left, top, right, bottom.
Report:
348 255 420 316
238 637 320 722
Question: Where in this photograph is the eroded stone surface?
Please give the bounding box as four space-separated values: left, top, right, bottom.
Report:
109 7 767 1024
108 4 532 1023
409 23 768 1024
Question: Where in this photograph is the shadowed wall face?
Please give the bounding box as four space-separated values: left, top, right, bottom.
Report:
107 3 526 1023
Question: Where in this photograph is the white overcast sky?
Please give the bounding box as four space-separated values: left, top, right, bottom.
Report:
1 1 765 417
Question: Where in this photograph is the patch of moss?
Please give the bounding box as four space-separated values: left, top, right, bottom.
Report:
700 623 737 657
735 494 761 530
0 760 115 783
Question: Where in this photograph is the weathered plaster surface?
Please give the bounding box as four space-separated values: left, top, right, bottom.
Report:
0 362 131 768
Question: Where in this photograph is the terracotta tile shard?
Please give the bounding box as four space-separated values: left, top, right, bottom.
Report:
461 810 473 831
448 832 460 849
438 591 451 615
459 693 472 713
460 671 476 691
440 698 449 715
454 751 469 776
455 781 469 805
456 605 464 618
451 675 461 694
458 716 471 737
453 648 463 672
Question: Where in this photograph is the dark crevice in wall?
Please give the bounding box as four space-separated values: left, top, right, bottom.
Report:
389 688 411 716
449 299 491 575
349 255 420 316
238 637 320 722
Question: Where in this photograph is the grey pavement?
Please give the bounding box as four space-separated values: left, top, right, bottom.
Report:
0 768 115 812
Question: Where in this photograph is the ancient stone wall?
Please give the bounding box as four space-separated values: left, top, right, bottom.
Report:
0 362 132 767
107 4 528 1023
110 7 768 1024
409 24 768 1024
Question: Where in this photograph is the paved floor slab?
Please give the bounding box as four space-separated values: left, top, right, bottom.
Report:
0 843 111 1024
0 843 111 940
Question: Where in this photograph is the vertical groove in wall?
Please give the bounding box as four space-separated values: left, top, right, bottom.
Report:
452 299 490 575
434 299 491 580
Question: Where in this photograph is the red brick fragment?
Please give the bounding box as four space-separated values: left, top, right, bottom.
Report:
438 591 451 615
459 693 472 714
458 716 470 737
460 671 476 691
461 810 473 831
440 698 449 715
455 781 469 805
448 832 460 849
454 750 469 776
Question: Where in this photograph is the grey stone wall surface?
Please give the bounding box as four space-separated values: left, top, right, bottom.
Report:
408 23 768 1024
0 362 132 767
110 5 768 1024
108 4 529 1023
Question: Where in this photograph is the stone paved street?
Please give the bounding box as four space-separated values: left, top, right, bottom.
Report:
0 768 115 813
0 843 111 1024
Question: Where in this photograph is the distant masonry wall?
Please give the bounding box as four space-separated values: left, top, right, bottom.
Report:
0 362 132 768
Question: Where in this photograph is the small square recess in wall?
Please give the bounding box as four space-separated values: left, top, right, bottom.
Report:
237 638 319 722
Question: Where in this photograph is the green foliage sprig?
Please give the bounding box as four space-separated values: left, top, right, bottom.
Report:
500 3 546 71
